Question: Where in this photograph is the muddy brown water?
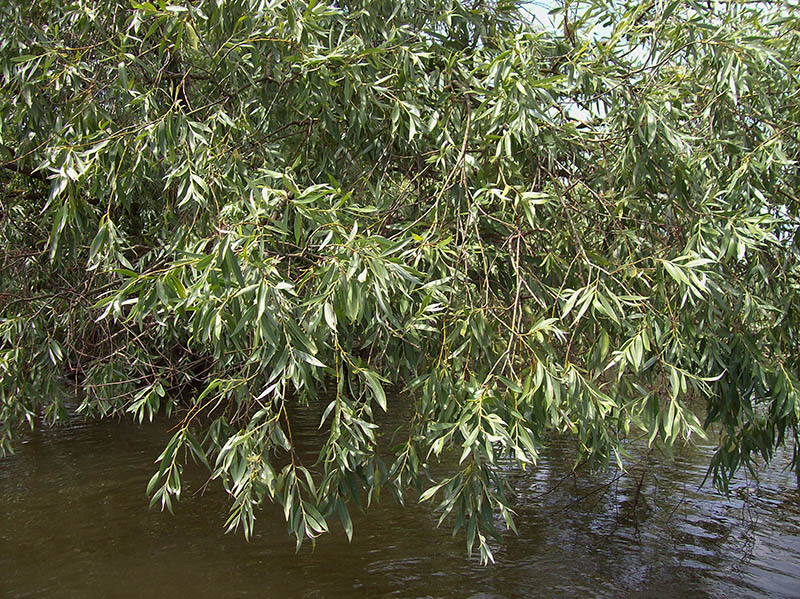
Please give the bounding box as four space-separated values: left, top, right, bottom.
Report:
2 404 799 598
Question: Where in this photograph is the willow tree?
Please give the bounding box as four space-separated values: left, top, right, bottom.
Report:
1 0 799 560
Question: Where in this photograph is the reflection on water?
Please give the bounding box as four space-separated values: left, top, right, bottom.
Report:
1 404 799 598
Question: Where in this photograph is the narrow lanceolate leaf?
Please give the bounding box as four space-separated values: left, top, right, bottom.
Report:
323 302 337 332
362 370 387 412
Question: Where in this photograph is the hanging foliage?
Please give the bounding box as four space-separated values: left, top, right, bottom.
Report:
1 0 799 562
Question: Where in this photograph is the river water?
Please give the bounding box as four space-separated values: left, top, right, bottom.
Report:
2 405 799 598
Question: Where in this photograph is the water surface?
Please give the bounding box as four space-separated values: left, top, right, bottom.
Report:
2 406 799 598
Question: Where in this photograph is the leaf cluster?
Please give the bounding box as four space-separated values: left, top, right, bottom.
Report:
1 0 799 561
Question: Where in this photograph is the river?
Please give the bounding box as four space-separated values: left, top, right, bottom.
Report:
2 404 799 598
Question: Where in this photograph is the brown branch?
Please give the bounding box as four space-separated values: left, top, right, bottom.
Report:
0 144 47 183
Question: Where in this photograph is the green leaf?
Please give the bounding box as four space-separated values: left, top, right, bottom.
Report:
363 370 387 411
323 302 337 332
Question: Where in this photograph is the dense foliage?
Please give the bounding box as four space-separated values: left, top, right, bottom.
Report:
1 0 799 561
